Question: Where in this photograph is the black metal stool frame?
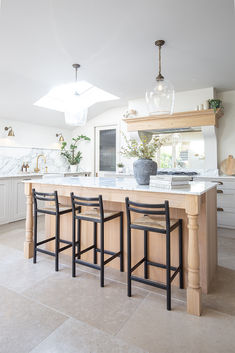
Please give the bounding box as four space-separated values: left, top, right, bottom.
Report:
125 197 183 310
71 192 124 287
33 189 73 271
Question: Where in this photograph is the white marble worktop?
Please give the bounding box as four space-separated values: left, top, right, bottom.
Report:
0 172 90 179
24 176 217 196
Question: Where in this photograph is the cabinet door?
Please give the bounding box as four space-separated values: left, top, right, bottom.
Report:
0 179 10 225
12 178 27 221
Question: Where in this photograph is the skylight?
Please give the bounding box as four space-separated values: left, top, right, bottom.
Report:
34 81 119 113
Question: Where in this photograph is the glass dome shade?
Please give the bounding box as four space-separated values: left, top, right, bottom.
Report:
145 78 175 115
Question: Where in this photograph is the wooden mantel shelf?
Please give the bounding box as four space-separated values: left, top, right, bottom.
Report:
123 108 224 132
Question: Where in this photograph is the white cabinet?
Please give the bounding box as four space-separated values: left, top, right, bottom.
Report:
195 176 235 228
0 179 10 225
12 178 27 221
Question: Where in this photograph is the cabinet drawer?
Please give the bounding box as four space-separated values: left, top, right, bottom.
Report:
217 189 235 208
217 209 235 228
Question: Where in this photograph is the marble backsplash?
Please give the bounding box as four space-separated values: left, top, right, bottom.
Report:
0 146 69 175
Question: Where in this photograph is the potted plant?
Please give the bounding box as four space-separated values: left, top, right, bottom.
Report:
121 134 164 185
117 162 124 173
60 135 91 172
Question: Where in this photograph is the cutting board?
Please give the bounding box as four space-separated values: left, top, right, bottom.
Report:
220 155 235 175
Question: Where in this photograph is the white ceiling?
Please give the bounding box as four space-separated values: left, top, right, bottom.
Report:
0 0 234 128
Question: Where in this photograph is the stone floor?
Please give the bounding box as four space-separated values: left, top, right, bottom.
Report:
0 218 235 353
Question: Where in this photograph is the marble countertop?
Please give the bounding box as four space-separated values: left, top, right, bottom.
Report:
0 171 90 179
24 176 217 196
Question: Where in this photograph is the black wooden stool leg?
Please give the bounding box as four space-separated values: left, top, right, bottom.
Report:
93 222 97 264
120 212 124 272
100 222 105 287
179 219 184 289
55 214 60 272
166 229 171 310
72 211 76 277
127 226 132 297
77 219 81 259
144 230 148 279
33 211 37 264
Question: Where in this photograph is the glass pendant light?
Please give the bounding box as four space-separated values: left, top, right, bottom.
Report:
64 63 88 126
145 40 175 115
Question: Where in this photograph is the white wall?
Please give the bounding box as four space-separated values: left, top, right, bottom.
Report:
217 90 235 165
0 119 72 149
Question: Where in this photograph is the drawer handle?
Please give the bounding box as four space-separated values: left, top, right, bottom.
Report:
217 189 223 194
217 207 224 212
212 180 223 185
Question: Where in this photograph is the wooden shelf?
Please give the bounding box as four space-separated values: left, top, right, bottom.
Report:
123 108 224 132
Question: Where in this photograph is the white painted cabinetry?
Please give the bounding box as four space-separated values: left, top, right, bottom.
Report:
196 176 235 228
0 178 10 224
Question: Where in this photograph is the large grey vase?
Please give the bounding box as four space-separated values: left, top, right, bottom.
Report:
133 159 157 185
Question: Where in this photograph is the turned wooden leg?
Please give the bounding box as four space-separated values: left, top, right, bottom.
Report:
24 183 34 259
186 213 202 316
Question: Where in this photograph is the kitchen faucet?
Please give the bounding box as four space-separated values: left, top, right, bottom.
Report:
34 154 47 173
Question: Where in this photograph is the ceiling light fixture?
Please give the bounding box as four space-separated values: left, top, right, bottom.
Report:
56 133 64 142
4 126 15 136
34 64 119 127
145 40 175 115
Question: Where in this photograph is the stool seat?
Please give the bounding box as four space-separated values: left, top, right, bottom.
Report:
77 208 119 220
133 214 178 230
41 204 72 214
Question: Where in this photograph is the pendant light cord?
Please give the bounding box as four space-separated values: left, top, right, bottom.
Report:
158 45 161 77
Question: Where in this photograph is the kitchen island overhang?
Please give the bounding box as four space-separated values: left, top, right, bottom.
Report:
23 177 217 317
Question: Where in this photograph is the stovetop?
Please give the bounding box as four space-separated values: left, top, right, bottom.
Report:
157 171 198 176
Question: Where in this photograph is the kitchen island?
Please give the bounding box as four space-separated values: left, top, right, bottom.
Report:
24 177 217 316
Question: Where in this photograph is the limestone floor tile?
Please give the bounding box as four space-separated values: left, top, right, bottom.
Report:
0 256 63 293
117 292 235 353
23 271 147 335
218 236 235 270
0 285 67 353
203 266 235 316
29 317 147 353
0 243 23 264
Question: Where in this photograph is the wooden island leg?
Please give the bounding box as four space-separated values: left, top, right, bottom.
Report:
186 196 202 316
24 183 34 259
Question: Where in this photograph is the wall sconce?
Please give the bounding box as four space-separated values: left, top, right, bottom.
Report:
4 126 15 136
56 133 64 142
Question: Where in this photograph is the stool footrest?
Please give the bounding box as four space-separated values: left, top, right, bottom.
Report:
36 248 55 257
58 244 72 252
131 258 145 273
75 259 100 271
104 251 121 265
170 266 181 283
76 244 95 257
147 260 177 272
96 248 116 256
36 236 55 246
131 275 167 290
60 239 72 245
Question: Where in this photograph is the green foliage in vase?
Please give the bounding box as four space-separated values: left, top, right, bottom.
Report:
60 135 91 165
121 134 166 160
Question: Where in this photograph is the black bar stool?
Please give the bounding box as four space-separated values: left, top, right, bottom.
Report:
71 193 124 287
125 197 183 311
33 189 73 271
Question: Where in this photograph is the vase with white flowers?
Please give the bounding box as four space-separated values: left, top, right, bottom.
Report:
121 133 165 185
60 135 91 172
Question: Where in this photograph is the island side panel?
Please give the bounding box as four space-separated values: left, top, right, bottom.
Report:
24 182 34 259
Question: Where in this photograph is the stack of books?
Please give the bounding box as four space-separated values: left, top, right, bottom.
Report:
150 175 191 189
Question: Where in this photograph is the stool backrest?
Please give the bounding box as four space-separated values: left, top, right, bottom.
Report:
70 192 104 220
125 197 170 231
32 189 59 213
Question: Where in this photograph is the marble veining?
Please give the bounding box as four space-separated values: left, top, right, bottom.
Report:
0 146 69 175
25 176 217 195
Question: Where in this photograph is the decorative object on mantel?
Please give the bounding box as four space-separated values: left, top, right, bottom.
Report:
123 110 137 119
220 155 235 176
60 134 91 172
123 108 224 132
208 99 223 112
117 162 124 173
56 133 64 143
121 134 165 185
4 126 15 137
145 39 175 115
